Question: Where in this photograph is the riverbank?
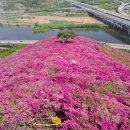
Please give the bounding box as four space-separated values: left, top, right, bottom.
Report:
0 15 103 26
33 20 108 33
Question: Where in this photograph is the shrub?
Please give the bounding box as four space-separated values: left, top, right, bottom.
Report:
57 31 77 43
34 22 39 26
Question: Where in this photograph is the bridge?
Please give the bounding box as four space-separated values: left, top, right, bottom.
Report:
65 0 130 35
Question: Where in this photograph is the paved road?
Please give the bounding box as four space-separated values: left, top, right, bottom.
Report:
118 2 130 17
0 40 130 51
106 43 130 51
0 10 24 16
0 40 38 46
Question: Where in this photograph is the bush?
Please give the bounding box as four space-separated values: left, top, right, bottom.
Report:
34 22 39 26
57 31 77 43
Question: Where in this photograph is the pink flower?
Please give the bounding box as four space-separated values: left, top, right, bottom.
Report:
0 36 130 129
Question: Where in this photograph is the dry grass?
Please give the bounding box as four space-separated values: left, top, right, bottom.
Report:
99 44 130 67
18 15 103 25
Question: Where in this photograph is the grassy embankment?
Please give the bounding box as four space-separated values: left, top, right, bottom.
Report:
0 44 26 59
33 20 108 33
77 0 119 10
128 9 130 14
99 44 130 67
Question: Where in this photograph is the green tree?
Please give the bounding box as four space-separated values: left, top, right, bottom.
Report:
57 31 76 43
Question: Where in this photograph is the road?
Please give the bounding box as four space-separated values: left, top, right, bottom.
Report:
0 10 24 16
106 43 130 51
0 40 38 46
0 40 130 51
118 2 130 17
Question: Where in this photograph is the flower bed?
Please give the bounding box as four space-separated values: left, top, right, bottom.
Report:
0 36 130 130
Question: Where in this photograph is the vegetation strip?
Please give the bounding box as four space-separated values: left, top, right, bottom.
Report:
33 20 108 33
0 44 26 59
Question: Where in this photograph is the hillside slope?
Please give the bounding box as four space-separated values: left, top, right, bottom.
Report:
0 36 130 129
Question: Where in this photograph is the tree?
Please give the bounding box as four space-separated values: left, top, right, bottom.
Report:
57 31 77 43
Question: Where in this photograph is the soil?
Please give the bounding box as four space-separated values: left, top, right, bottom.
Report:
18 15 103 25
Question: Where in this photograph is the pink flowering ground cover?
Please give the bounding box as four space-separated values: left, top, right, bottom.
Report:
0 36 130 130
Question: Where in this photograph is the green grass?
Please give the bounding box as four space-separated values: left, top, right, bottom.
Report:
128 9 130 14
40 0 71 9
33 20 108 33
3 0 130 10
0 44 26 59
98 3 115 10
77 0 122 10
3 0 72 10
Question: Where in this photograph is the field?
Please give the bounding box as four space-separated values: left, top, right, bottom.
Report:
0 36 130 129
77 0 130 9
0 15 103 26
19 16 103 25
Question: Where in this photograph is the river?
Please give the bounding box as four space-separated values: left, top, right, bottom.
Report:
0 2 3 12
0 25 130 44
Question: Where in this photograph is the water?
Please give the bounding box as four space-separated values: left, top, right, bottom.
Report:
0 2 3 12
0 25 130 44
